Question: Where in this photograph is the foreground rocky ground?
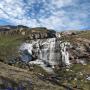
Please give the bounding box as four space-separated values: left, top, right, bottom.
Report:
0 61 90 90
0 62 68 90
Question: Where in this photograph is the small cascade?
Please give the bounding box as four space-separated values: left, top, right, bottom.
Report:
60 42 71 66
19 43 33 62
20 43 33 54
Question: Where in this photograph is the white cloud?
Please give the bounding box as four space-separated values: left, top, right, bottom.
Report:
0 0 89 31
51 0 73 8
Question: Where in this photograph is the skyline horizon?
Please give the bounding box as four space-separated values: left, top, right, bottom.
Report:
0 24 90 32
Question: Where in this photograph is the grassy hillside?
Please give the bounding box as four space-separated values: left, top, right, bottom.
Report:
54 64 90 90
77 30 90 39
0 35 24 63
61 30 90 44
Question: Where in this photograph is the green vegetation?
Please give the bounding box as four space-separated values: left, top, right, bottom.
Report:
54 64 90 90
0 35 24 63
77 30 90 40
62 30 90 43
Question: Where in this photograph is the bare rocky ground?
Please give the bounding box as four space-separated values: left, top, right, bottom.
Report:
0 62 66 90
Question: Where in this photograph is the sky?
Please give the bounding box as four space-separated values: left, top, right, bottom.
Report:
0 0 90 31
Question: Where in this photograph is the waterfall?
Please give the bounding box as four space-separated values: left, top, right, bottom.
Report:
19 38 71 72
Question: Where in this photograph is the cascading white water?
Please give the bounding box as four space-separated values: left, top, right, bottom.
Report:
60 42 71 66
19 43 33 62
19 38 71 72
20 43 33 54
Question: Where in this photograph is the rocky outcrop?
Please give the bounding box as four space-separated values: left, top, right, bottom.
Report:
0 25 56 39
68 38 90 65
26 32 56 40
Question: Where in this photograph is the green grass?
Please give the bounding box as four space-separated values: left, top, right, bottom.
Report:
54 64 90 90
77 30 90 40
0 35 24 62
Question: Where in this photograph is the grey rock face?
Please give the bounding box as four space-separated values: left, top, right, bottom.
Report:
69 40 90 64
